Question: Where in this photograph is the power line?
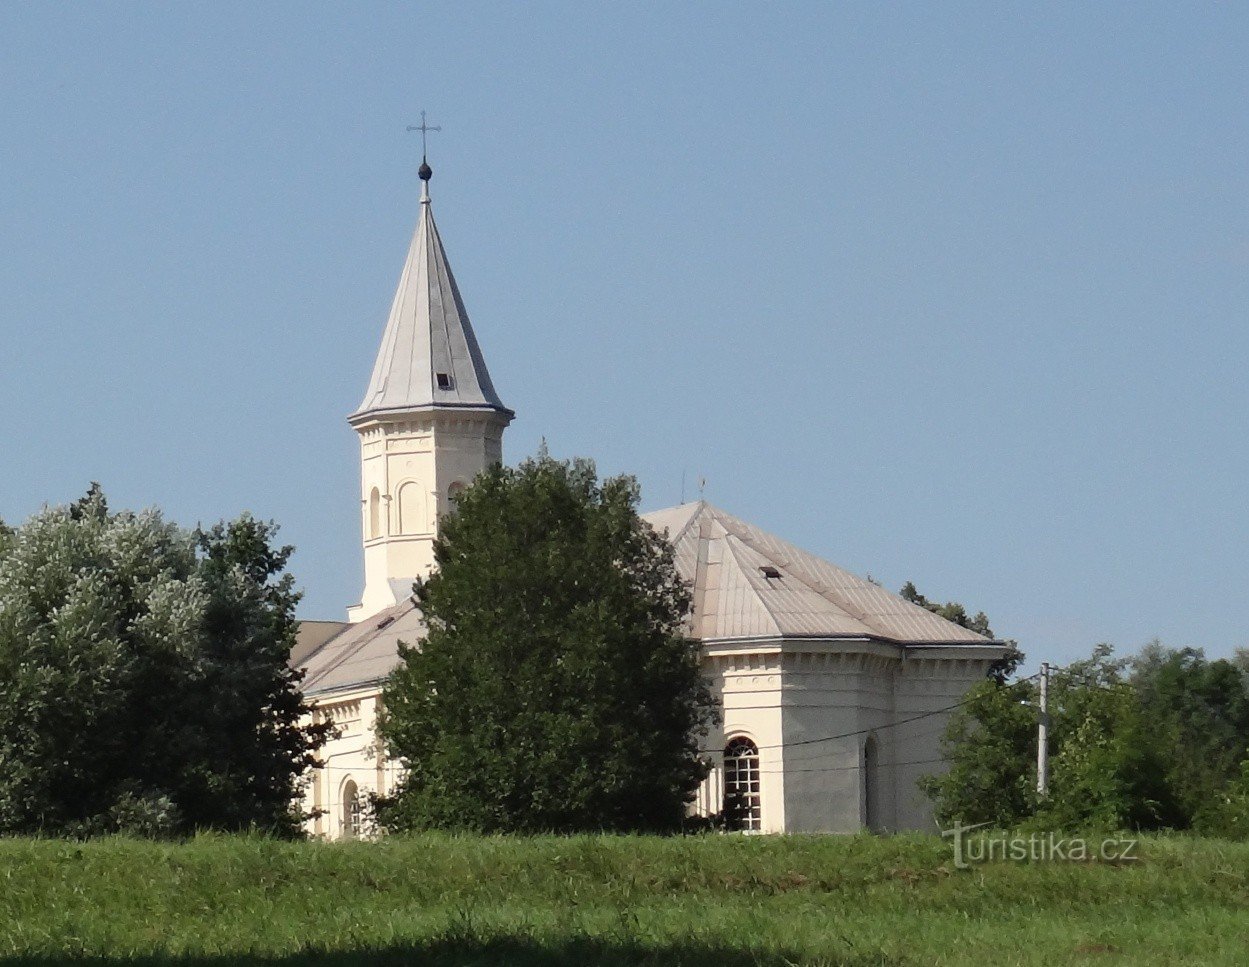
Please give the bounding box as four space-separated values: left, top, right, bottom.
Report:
310 755 952 778
312 673 1040 769
695 670 1041 755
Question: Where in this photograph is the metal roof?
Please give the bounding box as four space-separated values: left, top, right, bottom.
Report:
298 501 991 695
643 502 991 644
351 180 510 423
299 597 424 697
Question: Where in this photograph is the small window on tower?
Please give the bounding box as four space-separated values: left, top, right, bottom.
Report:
436 372 453 390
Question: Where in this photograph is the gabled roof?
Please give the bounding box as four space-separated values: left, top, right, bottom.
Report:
351 180 509 422
299 500 992 695
641 501 991 645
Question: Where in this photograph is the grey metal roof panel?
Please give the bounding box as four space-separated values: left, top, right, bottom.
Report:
299 598 426 695
722 536 879 638
352 187 508 421
291 620 351 668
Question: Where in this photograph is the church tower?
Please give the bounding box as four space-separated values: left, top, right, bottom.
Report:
347 159 513 622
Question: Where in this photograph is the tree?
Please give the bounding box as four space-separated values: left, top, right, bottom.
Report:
1037 646 1176 830
376 452 716 834
1194 758 1249 840
925 643 1183 832
1130 643 1249 825
1231 647 1249 686
0 485 328 837
920 676 1038 828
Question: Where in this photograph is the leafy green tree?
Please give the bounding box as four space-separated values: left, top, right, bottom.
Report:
920 676 1038 828
926 643 1181 832
376 452 716 834
1129 643 1249 824
1194 758 1249 840
1231 647 1249 685
1037 647 1176 829
0 485 328 837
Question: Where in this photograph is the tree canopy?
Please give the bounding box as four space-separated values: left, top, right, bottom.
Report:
376 452 716 834
923 641 1249 835
0 485 328 837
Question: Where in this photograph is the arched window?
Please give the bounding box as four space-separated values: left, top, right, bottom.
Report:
397 481 426 534
341 779 362 839
723 736 761 831
447 480 466 511
863 734 881 833
367 488 381 540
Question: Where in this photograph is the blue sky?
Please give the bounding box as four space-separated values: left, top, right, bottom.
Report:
2 3 1246 668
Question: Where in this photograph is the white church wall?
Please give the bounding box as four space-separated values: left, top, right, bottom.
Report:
304 689 397 839
431 414 504 512
776 647 899 833
892 652 1000 831
350 412 505 622
301 648 999 838
697 650 786 833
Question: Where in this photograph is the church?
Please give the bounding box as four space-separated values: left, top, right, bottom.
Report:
293 158 1007 838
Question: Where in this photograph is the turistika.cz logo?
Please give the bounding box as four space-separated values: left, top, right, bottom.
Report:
941 822 1139 869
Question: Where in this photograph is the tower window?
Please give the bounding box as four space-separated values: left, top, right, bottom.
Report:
436 372 453 390
397 481 427 535
447 480 467 510
368 488 381 540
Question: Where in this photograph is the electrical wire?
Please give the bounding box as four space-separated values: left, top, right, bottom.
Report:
692 669 1041 754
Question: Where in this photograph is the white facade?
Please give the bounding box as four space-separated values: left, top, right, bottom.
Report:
696 647 999 834
350 411 505 621
645 501 1003 834
295 165 1007 836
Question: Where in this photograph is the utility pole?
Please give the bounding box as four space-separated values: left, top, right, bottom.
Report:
1036 661 1050 798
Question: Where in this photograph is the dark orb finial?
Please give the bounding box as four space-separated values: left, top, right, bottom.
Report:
419 160 433 182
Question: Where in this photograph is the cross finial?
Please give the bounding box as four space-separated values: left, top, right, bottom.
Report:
407 110 441 164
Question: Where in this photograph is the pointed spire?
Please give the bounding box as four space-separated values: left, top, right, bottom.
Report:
351 174 511 422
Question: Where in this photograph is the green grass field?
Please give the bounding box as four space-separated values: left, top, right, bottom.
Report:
1 832 1246 965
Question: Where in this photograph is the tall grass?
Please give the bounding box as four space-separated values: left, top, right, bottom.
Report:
1 833 1245 965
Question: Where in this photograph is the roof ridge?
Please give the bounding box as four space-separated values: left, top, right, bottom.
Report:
720 535 784 635
710 505 876 628
667 500 706 547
